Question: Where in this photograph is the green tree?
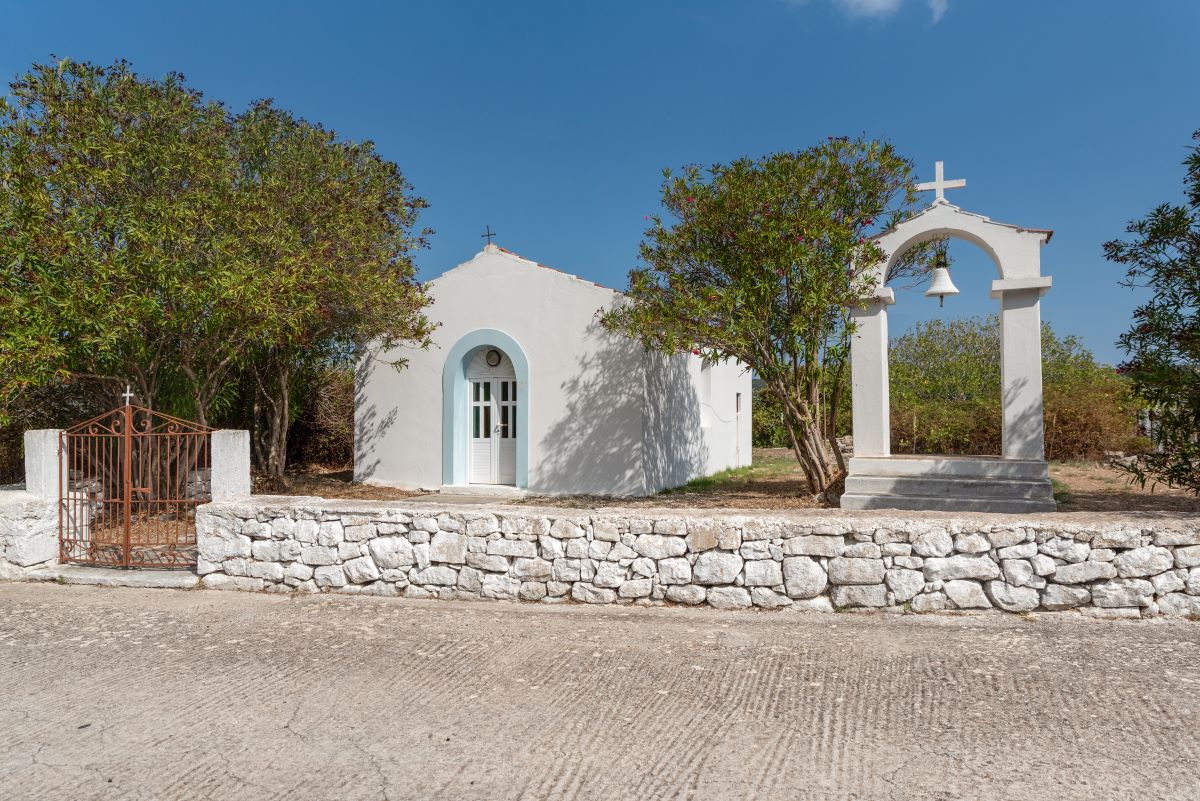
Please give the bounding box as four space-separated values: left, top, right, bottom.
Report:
0 59 245 418
1105 129 1200 491
602 138 922 496
229 102 433 478
0 60 433 479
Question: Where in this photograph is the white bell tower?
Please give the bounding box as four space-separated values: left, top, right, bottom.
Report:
841 161 1056 513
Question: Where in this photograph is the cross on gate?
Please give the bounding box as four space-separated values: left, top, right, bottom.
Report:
121 385 135 406
916 161 966 204
481 225 497 245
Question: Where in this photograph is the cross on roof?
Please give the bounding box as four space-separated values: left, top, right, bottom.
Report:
916 160 966 204
121 385 135 406
481 225 497 245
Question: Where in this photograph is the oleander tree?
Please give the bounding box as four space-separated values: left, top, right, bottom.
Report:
0 59 244 418
229 101 433 478
602 138 924 497
0 59 433 479
1105 129 1200 492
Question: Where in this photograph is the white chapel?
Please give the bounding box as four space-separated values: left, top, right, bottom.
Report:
355 244 752 496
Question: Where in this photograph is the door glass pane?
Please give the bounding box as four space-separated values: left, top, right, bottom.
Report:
483 382 491 402
512 382 517 402
501 406 508 437
473 406 479 438
473 382 480 402
483 406 491 438
512 406 517 438
501 382 508 402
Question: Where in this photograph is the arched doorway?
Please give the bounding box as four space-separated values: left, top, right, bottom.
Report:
842 165 1055 512
441 329 530 489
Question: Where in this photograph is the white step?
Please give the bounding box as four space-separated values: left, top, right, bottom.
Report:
848 456 1049 481
839 492 1057 514
42 565 200 589
845 474 1054 501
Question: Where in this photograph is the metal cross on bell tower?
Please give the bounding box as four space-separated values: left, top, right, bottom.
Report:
916 160 966 204
481 225 497 246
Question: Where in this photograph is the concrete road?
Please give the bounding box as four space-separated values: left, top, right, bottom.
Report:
1 584 1198 801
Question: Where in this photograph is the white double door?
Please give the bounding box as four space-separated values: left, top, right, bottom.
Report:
469 378 518 485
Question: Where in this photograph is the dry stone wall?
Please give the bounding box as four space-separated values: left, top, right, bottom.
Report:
0 491 57 579
196 498 1200 618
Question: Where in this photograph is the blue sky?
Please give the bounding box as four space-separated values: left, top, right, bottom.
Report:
2 0 1196 364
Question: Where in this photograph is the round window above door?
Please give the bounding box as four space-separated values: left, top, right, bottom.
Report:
485 349 502 367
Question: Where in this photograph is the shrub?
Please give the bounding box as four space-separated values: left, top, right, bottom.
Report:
286 368 355 469
752 386 790 448
888 316 1138 460
744 316 1137 460
0 381 110 484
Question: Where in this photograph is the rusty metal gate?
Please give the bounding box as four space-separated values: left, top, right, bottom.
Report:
59 404 213 568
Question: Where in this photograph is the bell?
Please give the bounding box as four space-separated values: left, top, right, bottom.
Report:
924 266 959 307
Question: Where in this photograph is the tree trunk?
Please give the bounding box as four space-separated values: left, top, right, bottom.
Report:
265 370 289 480
251 354 291 482
193 388 208 428
775 383 839 497
827 379 847 475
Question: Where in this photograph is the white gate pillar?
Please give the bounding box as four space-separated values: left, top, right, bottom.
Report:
23 429 65 501
850 288 894 458
211 430 252 501
992 279 1052 460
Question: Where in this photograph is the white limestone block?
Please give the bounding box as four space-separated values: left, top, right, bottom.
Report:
706 586 751 609
693 552 743 585
885 568 924 603
944 580 991 609
1113 546 1174 578
782 556 827 599
743 559 783 587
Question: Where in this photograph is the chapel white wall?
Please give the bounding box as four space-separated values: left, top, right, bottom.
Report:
646 355 752 492
356 247 753 497
715 359 754 473
355 249 646 494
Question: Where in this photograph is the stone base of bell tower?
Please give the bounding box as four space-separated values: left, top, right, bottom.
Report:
839 456 1057 514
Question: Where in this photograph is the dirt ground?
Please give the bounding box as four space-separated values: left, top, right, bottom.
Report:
516 448 826 510
275 451 1200 513
260 466 427 501
1 582 1197 801
1050 460 1200 513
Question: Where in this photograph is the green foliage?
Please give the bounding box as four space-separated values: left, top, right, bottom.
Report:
1105 129 1200 492
753 383 851 448
662 464 758 494
0 59 242 417
0 59 432 477
752 386 790 448
226 101 433 476
888 316 1140 459
602 137 923 495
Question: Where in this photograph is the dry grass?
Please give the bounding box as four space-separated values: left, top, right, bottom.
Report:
516 449 826 510
1049 461 1200 513
274 451 1200 513
262 466 429 501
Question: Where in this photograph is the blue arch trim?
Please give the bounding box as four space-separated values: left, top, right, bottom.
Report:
441 329 530 487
